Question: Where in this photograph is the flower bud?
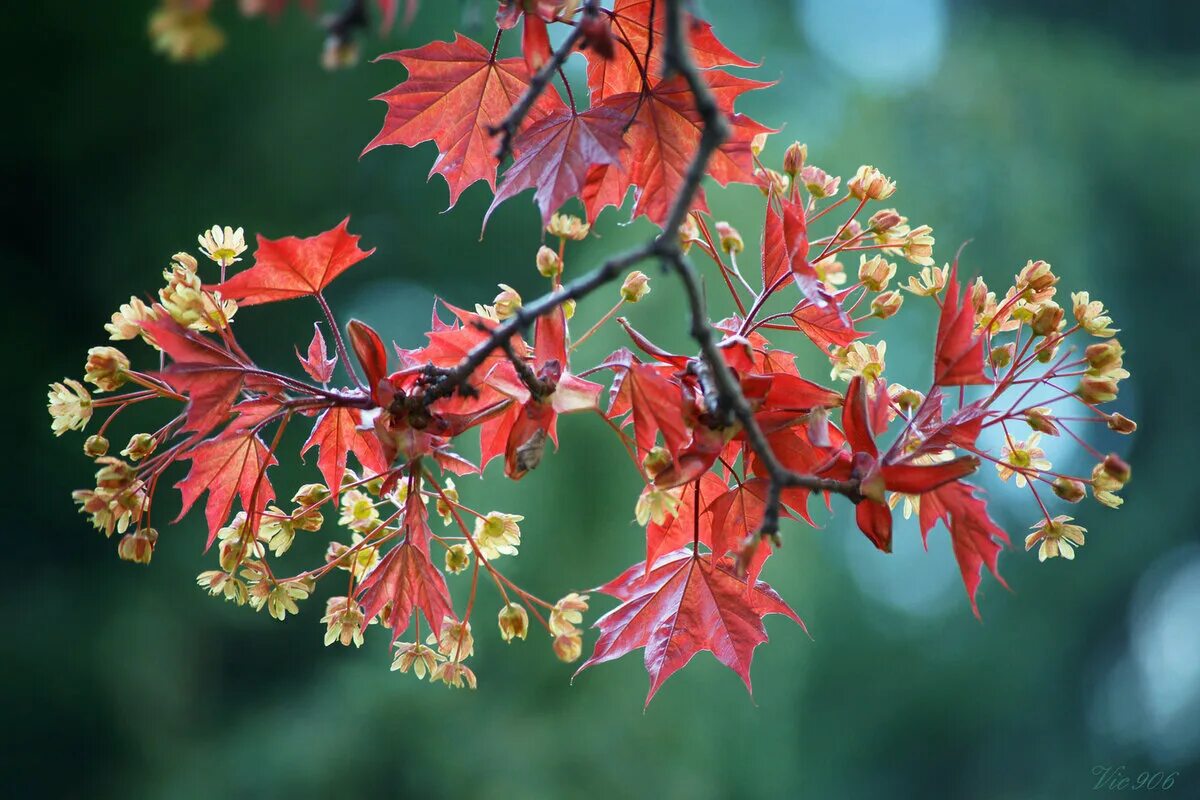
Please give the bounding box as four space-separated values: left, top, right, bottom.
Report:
1030 302 1064 337
497 603 529 642
444 543 471 574
1035 342 1059 363
800 165 840 198
1106 413 1137 434
293 483 330 508
858 255 896 292
547 213 589 241
118 528 158 564
621 271 651 303
848 165 896 201
1102 454 1131 484
1077 374 1118 404
870 290 903 319
121 433 157 462
782 141 807 177
1052 477 1087 503
84 434 110 458
1085 340 1124 375
553 630 583 663
492 284 522 319
989 343 1015 369
715 222 744 254
535 245 562 279
868 208 903 233
1024 407 1059 435
84 346 130 392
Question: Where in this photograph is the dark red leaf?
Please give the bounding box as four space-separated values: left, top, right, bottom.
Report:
578 550 803 706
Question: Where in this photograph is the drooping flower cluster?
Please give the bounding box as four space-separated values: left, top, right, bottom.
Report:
55 0 1136 703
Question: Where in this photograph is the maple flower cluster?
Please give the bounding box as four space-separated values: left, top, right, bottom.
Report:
56 0 1136 703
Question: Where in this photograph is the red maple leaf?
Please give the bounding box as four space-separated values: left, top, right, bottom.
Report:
933 262 990 386
485 105 627 228
761 194 833 309
356 497 455 641
603 355 690 457
363 34 564 207
706 477 780 583
175 429 277 546
918 481 1010 618
581 72 770 226
301 406 389 499
585 0 754 102
213 218 374 306
790 291 865 352
144 316 268 438
296 323 336 384
577 550 804 705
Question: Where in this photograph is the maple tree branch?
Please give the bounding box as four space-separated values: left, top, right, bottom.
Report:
654 0 861 538
422 243 654 405
424 0 861 540
490 0 603 161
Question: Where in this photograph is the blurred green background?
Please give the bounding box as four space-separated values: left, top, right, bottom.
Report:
9 1 1200 798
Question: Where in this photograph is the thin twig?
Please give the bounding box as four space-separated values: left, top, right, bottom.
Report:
489 0 602 160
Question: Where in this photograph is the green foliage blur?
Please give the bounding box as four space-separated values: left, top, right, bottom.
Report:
8 2 1200 798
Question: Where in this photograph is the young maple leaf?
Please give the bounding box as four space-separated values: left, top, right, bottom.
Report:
143 316 268 438
602 354 690 457
581 72 771 226
762 194 834 309
827 377 980 552
577 550 804 706
212 217 374 306
363 34 564 207
918 481 1010 618
585 0 754 102
790 291 865 352
296 323 336 384
484 105 627 229
175 429 277 547
301 406 389 500
356 497 455 641
933 262 990 386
